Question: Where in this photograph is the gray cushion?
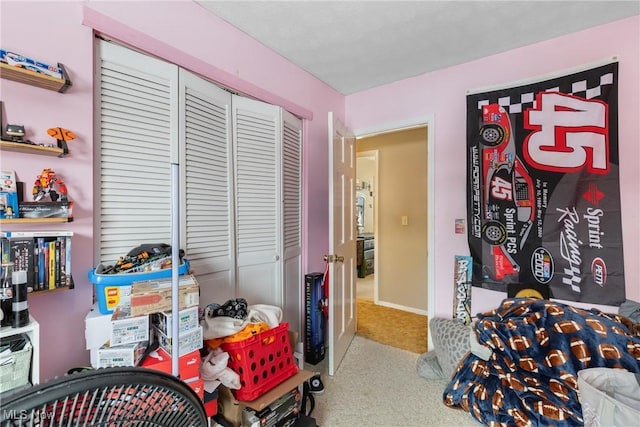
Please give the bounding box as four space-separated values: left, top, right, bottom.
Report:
429 317 471 377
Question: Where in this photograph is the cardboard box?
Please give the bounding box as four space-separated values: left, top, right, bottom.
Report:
0 49 63 79
85 304 150 349
130 274 200 317
140 347 201 381
151 306 199 338
154 325 203 357
95 341 148 368
217 370 314 427
0 170 19 220
19 201 73 219
186 377 204 400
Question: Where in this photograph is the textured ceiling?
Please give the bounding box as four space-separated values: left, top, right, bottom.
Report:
197 1 639 95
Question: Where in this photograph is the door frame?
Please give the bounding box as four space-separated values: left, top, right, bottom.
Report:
353 114 436 349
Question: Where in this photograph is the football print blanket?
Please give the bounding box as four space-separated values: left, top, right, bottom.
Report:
443 298 640 426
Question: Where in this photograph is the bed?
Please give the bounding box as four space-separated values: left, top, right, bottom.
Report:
442 298 640 426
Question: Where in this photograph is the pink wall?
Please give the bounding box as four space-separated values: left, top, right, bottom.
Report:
346 16 640 317
1 1 96 380
1 0 343 381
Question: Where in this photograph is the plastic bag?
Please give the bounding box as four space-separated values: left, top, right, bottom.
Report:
578 367 640 427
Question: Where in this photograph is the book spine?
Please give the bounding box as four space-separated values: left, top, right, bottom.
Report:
59 237 66 288
48 240 55 290
55 238 61 288
37 238 45 290
0 236 10 265
10 238 35 292
65 236 71 287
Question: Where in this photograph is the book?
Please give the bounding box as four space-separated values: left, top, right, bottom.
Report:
48 240 55 290
58 237 66 288
10 238 35 292
0 236 10 265
65 236 71 287
0 232 73 292
36 238 46 290
55 238 61 288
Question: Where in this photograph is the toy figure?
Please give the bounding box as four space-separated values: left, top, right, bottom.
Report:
32 168 68 202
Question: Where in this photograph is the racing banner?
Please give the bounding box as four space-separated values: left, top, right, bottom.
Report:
466 60 625 305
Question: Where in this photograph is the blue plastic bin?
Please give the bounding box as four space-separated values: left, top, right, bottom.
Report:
88 259 190 314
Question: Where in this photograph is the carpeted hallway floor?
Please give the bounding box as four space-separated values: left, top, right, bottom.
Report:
356 299 428 354
356 275 428 354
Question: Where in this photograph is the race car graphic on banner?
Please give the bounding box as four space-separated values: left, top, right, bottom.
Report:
466 60 625 305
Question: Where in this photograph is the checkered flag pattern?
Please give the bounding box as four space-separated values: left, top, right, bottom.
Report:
475 71 615 112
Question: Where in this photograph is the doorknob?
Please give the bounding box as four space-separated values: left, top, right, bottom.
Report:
324 254 344 263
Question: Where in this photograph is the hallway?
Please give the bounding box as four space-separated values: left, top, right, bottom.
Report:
356 274 374 300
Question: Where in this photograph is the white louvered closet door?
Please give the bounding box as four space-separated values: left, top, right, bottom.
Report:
232 96 283 307
282 111 303 335
96 41 178 264
179 70 235 306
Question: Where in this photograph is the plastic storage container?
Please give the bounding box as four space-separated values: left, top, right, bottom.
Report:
221 322 298 401
88 259 190 314
0 334 32 393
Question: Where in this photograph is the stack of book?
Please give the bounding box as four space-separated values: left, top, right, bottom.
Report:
0 231 73 292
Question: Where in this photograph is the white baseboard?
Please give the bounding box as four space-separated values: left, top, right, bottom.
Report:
374 299 428 316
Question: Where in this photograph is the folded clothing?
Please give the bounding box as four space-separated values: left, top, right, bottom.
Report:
202 303 283 340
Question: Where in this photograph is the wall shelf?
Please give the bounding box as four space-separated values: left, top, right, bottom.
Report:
0 217 71 224
30 283 73 294
0 140 66 157
0 62 71 93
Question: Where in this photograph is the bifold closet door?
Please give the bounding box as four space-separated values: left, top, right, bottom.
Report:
179 70 235 306
282 111 302 335
98 41 302 318
96 40 179 264
232 96 283 307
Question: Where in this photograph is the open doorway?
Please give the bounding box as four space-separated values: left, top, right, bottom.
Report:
354 125 431 354
356 151 377 302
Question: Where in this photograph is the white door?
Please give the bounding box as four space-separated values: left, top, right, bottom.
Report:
328 112 357 375
232 96 282 307
282 111 303 336
179 69 235 307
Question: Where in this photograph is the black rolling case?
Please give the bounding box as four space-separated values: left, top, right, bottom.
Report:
304 272 325 365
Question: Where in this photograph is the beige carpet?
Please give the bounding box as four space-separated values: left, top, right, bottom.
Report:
311 335 480 426
356 298 428 354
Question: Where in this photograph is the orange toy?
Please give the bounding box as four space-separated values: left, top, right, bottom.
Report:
32 168 69 202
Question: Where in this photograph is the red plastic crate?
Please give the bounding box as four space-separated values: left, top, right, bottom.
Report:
221 322 298 401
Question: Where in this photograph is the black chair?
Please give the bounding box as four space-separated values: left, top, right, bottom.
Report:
0 366 208 426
